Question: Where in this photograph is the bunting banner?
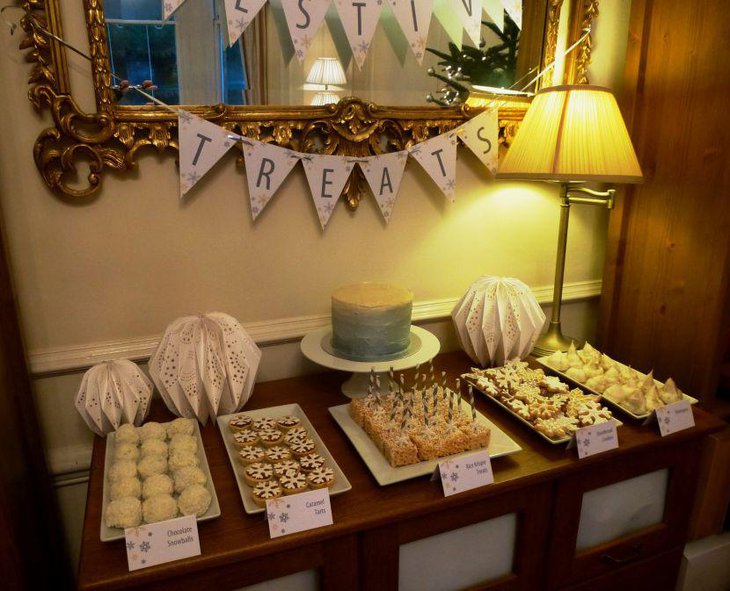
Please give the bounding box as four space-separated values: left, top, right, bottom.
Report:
483 0 504 32
457 109 499 175
162 0 187 20
282 0 332 63
452 0 483 46
301 155 354 229
501 0 522 29
358 151 409 222
408 131 459 202
386 0 434 65
223 0 268 47
243 139 301 220
177 110 236 198
335 0 384 69
432 1 465 48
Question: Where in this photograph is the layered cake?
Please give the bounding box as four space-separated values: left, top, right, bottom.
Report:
331 282 413 361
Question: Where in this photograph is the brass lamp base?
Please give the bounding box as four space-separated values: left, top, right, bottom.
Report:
531 321 580 357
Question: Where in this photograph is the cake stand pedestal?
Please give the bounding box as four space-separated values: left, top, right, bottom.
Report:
300 326 440 398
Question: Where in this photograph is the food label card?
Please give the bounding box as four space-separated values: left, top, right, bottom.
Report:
266 488 333 538
655 400 695 436
575 421 619 459
436 450 494 496
125 515 201 571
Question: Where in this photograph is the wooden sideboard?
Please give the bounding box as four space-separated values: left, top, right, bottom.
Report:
77 351 725 591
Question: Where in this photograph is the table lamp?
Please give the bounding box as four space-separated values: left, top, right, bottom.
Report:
497 84 643 356
306 57 347 105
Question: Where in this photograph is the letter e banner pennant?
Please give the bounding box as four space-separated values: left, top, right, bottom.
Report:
335 0 384 69
409 132 459 202
457 109 499 175
243 139 301 220
223 0 268 48
386 0 433 65
302 154 353 229
178 110 236 198
358 151 408 222
282 0 332 63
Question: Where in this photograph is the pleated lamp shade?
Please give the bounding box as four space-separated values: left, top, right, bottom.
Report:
306 57 347 86
498 85 643 183
311 91 341 106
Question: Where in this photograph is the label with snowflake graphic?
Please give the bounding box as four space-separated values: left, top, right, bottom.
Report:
655 400 694 437
437 450 494 497
125 515 200 571
266 488 333 538
575 421 619 459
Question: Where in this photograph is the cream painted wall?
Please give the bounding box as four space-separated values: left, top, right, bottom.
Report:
0 0 629 577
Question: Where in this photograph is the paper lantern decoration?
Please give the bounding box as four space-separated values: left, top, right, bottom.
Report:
75 360 153 436
148 312 261 424
452 276 546 367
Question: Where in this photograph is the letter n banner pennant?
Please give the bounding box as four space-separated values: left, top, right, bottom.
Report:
242 140 301 220
178 110 236 198
358 151 408 223
302 155 354 229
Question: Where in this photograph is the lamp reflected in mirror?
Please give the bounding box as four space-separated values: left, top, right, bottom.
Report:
306 57 346 106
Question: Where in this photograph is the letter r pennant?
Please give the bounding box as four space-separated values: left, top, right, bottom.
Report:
242 139 301 220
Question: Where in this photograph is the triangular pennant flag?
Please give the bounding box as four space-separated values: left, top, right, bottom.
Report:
334 0 384 68
178 109 236 198
483 0 504 31
301 154 353 229
409 131 459 202
433 1 464 48
501 0 522 29
386 0 434 65
282 0 332 63
359 151 409 222
162 0 187 20
457 109 499 174
452 0 482 46
223 0 267 47
242 139 301 220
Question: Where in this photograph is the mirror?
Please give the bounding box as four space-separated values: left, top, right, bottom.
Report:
19 0 598 203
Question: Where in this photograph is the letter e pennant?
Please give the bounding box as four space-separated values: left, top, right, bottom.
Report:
358 151 408 222
243 139 300 220
223 0 267 48
409 132 458 202
457 109 499 175
302 154 353 229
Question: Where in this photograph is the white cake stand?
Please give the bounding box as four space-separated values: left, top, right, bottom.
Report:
300 326 440 398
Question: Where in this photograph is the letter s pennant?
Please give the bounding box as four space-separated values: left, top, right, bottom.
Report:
457 109 499 175
242 139 301 220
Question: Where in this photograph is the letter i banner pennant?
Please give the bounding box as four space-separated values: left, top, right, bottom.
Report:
335 0 384 68
178 110 236 198
386 0 433 65
358 151 408 222
302 155 354 229
243 139 301 220
282 0 332 63
162 0 187 20
501 0 522 29
452 0 482 46
408 132 459 202
457 109 499 175
223 0 268 47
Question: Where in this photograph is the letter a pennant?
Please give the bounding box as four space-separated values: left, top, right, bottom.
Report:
457 109 499 175
386 0 434 65
178 110 236 198
282 0 332 63
301 155 353 229
408 132 459 202
242 139 301 220
358 151 408 223
223 0 268 48
335 0 384 68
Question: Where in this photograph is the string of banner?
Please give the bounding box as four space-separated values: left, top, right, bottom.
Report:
8 1 588 229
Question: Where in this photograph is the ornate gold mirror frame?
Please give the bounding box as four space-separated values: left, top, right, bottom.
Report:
19 0 599 207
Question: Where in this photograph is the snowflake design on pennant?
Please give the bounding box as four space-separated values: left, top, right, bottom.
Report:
445 179 456 191
357 41 370 54
185 171 202 185
450 472 459 483
279 513 290 523
267 511 276 521
140 541 151 553
178 110 193 125
126 541 135 551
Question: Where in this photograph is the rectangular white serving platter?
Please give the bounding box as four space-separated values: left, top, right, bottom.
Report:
534 356 699 420
217 404 352 514
328 403 522 486
101 420 221 542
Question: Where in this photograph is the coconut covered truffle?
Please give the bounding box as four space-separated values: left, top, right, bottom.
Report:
168 450 199 472
105 496 142 529
140 438 168 458
109 476 141 501
114 423 139 446
114 443 140 462
167 417 195 437
137 454 168 479
142 494 178 523
169 433 197 455
178 484 211 517
173 466 207 494
108 460 137 483
142 473 174 499
138 421 167 442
